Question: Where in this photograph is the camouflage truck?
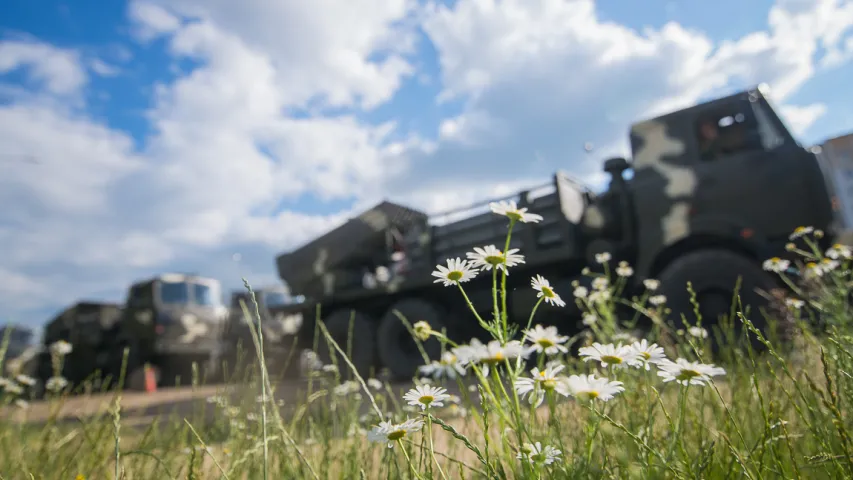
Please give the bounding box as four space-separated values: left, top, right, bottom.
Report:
208 285 305 380
32 302 122 391
103 273 228 388
269 85 849 380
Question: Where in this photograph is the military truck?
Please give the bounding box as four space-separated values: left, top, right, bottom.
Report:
104 273 228 388
34 301 122 390
270 85 849 379
208 285 305 380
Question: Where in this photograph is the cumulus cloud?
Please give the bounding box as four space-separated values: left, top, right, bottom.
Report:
1 0 852 327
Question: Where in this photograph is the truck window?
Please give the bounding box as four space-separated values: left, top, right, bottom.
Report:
695 104 765 162
192 282 221 307
158 281 191 305
127 284 154 308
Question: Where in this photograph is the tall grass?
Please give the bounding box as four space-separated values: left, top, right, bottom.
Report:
1 209 853 479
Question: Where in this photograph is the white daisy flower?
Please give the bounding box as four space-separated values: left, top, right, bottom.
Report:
418 351 467 380
587 289 611 304
826 243 852 260
582 313 597 326
466 245 525 274
4 382 23 395
643 279 660 291
594 252 611 264
578 343 640 369
786 298 805 309
591 277 609 291
789 226 813 240
531 275 566 307
517 442 562 465
804 261 825 279
15 375 36 387
649 295 667 306
514 364 569 408
403 384 451 410
367 418 425 448
14 399 29 409
367 378 384 390
762 257 790 273
476 340 526 376
46 376 68 392
489 200 544 224
50 340 73 356
657 358 726 387
0 377 12 389
629 339 667 370
562 374 624 402
821 258 840 273
321 364 338 374
523 324 569 356
573 286 589 298
615 261 633 277
333 380 360 396
412 321 432 341
432 257 478 287
688 326 708 339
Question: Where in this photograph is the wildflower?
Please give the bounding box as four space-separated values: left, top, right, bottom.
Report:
612 332 638 344
762 257 790 273
432 257 478 287
785 242 796 251
75 475 85 480
403 384 451 410
562 374 624 402
643 278 660 291
821 258 840 272
595 252 611 264
649 295 667 306
514 364 569 407
367 378 383 390
3 382 24 395
582 313 597 326
657 358 726 387
466 245 525 274
826 243 852 260
50 340 73 356
523 324 569 356
786 298 805 309
688 326 709 339
591 277 609 291
475 340 526 376
46 376 68 392
531 275 566 307
280 314 303 335
367 418 425 448
578 343 640 369
804 262 825 279
412 320 432 341
573 286 588 298
489 200 544 223
299 350 323 374
15 399 29 409
14 374 36 387
333 380 360 396
789 226 813 240
616 261 633 277
418 351 467 380
321 364 338 374
517 442 562 465
443 403 468 418
629 339 667 370
0 377 12 389
587 289 611 303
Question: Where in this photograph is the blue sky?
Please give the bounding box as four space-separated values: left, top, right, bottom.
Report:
1 0 853 335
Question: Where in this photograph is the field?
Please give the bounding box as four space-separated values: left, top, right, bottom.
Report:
2 210 853 480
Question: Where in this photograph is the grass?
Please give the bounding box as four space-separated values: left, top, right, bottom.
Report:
2 209 853 479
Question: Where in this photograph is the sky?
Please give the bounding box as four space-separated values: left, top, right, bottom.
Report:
1 0 853 334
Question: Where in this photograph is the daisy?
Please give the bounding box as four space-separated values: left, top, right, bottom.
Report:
489 200 544 223
50 340 73 356
514 364 569 408
826 244 852 260
762 257 790 273
615 261 633 277
578 342 640 369
517 442 562 466
466 245 525 274
403 384 451 410
412 320 432 341
643 279 660 291
591 277 609 291
15 374 36 387
432 257 478 287
562 374 624 402
531 275 566 307
367 378 384 390
789 226 813 240
477 340 526 376
594 252 611 264
573 286 589 298
367 418 425 448
786 298 805 309
629 339 667 370
582 313 597 326
523 324 569 356
649 295 667 306
688 326 709 339
46 376 68 392
657 358 726 387
418 351 467 380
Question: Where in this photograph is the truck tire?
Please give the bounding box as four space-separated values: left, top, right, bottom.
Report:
316 309 376 379
656 249 779 349
377 299 447 380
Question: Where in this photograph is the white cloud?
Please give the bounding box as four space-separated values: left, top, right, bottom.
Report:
2 0 853 326
780 103 829 136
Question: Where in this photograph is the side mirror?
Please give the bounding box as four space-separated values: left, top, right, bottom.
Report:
603 157 630 175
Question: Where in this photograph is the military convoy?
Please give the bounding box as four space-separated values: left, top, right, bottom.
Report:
269 85 852 380
4 84 853 392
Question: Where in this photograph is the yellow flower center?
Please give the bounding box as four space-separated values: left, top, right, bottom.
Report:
419 395 434 405
541 286 554 298
447 270 463 281
441 355 457 365
578 390 599 401
537 338 555 348
485 254 505 265
677 369 701 380
387 430 406 441
506 211 522 222
542 379 557 390
483 352 505 364
600 355 622 364
640 351 651 360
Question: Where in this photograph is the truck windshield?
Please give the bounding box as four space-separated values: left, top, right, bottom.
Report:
193 283 220 306
159 281 190 305
264 291 291 307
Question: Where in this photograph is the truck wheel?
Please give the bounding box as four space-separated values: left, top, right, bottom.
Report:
656 249 779 349
377 299 446 380
316 309 376 379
